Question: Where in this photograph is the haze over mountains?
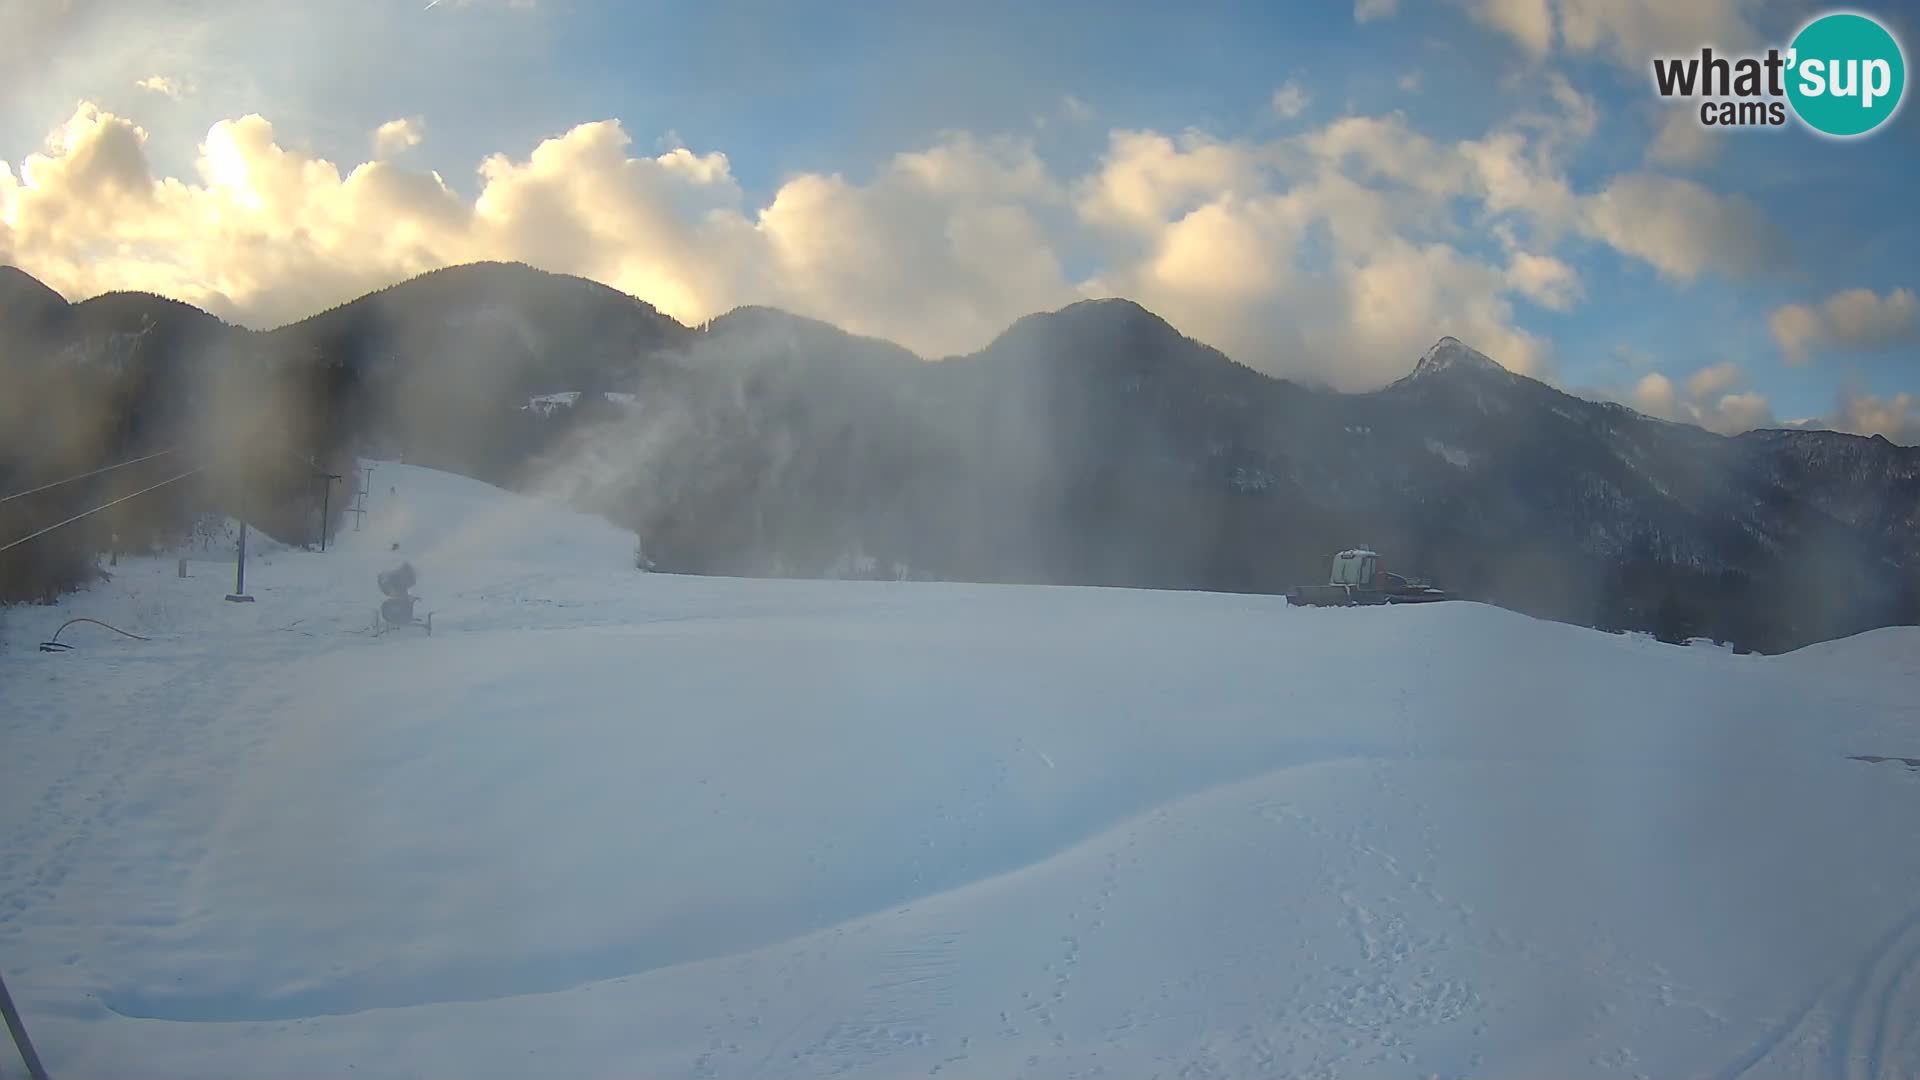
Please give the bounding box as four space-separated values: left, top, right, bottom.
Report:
2 261 1916 652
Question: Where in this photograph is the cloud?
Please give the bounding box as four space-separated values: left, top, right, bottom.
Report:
1324 83 1776 284
1458 132 1578 231
1 102 1078 357
461 120 758 323
1769 287 1920 362
0 82 1636 390
754 134 1074 354
1768 304 1822 364
134 75 185 100
1817 388 1920 445
1471 0 1555 59
0 90 1792 395
2 103 726 329
1537 73 1599 142
1355 0 1400 23
1579 174 1785 282
1458 0 1761 69
1555 0 1761 68
1820 289 1918 349
1297 73 1594 244
1506 249 1582 310
1073 129 1277 233
1631 372 1678 418
1646 107 1719 168
1271 82 1311 120
1627 361 1775 434
1073 117 1559 389
1685 360 1741 402
1706 389 1775 434
373 118 426 159
1306 114 1468 198
1085 221 1550 391
9 103 154 210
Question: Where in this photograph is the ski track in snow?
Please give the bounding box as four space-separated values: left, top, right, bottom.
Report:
2 461 1919 1079
1836 903 1920 1080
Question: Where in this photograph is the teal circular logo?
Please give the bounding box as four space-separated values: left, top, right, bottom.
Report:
1787 12 1906 137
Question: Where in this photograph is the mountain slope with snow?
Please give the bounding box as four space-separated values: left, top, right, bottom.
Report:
2 463 1918 1079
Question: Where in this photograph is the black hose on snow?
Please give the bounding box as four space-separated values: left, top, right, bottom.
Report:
38 618 152 653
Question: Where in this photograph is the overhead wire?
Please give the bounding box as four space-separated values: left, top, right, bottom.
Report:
0 467 206 555
0 448 179 505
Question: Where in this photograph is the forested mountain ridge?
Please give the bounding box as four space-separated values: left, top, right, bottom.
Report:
3 262 1914 651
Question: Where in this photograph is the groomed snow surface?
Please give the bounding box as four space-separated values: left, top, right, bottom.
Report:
3 463 1918 1079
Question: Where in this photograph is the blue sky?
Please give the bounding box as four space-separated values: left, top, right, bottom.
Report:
1 0 1917 438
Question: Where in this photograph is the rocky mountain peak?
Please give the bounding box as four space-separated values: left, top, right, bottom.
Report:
1410 336 1508 379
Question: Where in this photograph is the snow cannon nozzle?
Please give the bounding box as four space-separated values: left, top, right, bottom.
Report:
378 561 417 599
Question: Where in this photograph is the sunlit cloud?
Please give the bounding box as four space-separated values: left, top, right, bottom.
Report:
134 75 187 100
1430 0 1762 69
0 79 1802 396
374 117 426 159
1626 360 1775 435
1820 387 1920 444
1770 287 1920 363
1579 174 1785 283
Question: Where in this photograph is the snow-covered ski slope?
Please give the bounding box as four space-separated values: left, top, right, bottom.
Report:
3 462 1919 1079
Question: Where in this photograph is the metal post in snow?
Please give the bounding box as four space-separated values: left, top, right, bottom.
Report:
0 966 50 1080
321 474 340 552
226 484 254 603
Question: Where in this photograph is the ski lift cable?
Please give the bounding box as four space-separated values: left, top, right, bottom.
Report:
0 435 325 509
0 467 206 555
0 432 335 556
0 448 180 505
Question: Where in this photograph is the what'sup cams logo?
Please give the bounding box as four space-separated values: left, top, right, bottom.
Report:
1652 10 1906 137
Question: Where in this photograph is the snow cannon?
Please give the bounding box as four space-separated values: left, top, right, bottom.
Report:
380 594 419 626
374 562 432 636
377 562 417 598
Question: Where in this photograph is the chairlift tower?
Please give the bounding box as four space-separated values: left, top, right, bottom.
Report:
347 464 374 532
